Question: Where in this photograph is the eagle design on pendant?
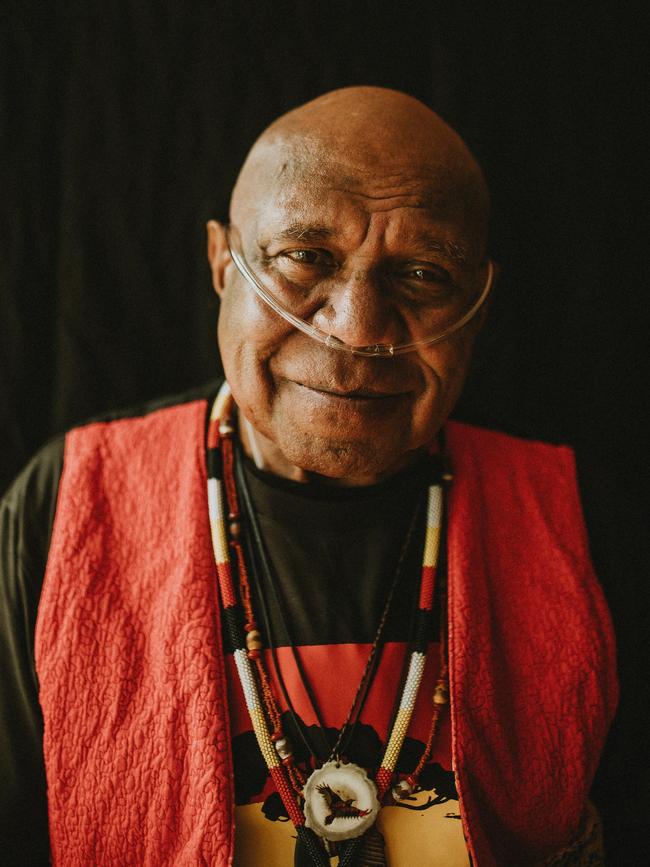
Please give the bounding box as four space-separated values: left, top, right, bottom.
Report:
317 783 372 825
303 761 380 842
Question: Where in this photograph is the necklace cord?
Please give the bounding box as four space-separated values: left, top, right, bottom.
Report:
327 492 425 763
234 441 332 761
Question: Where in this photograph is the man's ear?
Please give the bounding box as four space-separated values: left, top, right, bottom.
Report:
206 220 230 298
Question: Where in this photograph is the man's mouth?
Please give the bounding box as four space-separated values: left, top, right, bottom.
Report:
292 381 408 401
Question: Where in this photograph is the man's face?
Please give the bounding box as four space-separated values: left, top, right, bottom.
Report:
212 148 487 483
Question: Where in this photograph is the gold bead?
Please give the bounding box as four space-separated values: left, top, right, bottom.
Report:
229 521 241 539
433 682 449 705
246 630 263 652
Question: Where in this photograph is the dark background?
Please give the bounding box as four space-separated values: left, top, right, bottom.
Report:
1 0 647 859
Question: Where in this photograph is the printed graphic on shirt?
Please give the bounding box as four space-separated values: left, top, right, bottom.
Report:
227 643 470 867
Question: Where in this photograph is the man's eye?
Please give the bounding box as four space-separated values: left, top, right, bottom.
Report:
283 249 328 266
395 264 459 306
403 266 450 284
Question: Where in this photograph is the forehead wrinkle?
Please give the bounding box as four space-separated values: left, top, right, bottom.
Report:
334 164 453 193
336 190 432 211
268 149 454 205
240 146 472 224
293 163 450 209
270 162 473 224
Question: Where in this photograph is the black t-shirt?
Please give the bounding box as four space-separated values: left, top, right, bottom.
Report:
227 452 474 867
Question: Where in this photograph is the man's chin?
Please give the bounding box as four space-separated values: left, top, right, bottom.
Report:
274 429 413 486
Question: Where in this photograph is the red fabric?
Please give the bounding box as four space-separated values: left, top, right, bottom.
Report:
35 401 234 866
35 400 617 866
446 423 618 865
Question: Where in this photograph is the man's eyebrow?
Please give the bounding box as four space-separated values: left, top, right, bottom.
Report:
408 232 468 263
267 224 335 243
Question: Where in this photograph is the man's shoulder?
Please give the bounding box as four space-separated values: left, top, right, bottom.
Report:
446 417 574 460
1 434 65 544
445 418 580 503
2 379 222 521
52 379 223 498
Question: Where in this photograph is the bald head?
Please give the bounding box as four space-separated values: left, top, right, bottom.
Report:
231 86 489 256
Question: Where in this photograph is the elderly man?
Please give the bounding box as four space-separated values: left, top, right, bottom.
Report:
1 87 617 866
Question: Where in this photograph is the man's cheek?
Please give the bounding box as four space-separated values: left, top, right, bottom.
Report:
219 284 271 347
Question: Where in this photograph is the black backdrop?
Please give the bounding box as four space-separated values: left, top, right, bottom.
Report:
2 0 648 857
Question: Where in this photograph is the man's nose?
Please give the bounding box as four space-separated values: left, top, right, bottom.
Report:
311 269 402 349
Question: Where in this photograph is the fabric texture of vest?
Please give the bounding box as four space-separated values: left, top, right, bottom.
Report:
35 397 618 866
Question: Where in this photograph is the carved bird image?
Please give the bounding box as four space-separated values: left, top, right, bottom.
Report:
316 784 371 825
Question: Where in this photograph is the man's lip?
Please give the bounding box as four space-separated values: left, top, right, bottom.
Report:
292 381 408 400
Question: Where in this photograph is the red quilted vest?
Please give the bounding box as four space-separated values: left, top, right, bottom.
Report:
35 397 618 866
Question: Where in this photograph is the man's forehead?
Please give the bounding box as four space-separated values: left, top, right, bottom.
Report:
270 144 459 201
232 131 488 259
250 183 475 261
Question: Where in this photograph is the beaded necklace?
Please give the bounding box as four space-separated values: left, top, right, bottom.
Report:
206 381 450 866
234 439 424 767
